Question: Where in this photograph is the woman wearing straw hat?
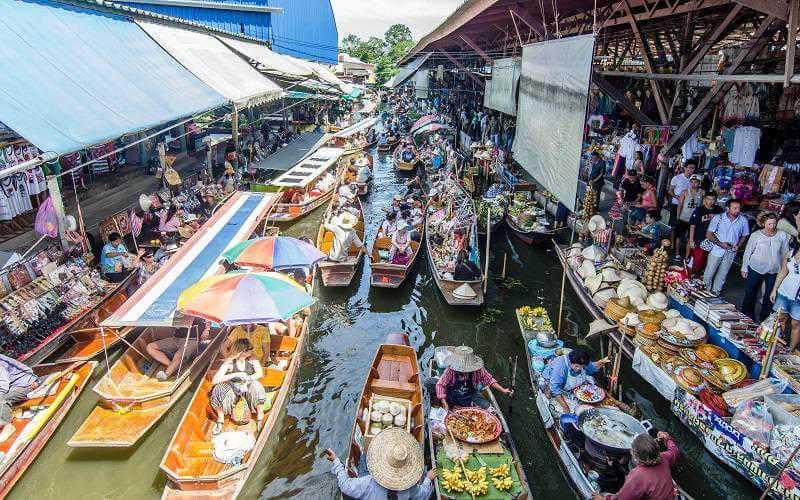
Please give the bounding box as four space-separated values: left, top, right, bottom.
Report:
432 346 512 410
325 427 435 499
324 211 365 263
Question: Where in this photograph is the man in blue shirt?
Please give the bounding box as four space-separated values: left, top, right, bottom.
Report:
541 349 610 414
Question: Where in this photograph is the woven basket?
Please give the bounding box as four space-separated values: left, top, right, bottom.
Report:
604 297 633 322
617 322 637 337
638 310 666 325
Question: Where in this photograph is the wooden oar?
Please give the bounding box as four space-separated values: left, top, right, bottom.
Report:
507 355 518 417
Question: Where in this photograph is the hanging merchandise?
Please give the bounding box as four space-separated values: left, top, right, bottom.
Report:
642 125 670 146
618 129 641 169
681 130 702 160
730 126 761 167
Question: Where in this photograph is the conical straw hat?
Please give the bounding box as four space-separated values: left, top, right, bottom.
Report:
447 345 484 372
366 427 425 491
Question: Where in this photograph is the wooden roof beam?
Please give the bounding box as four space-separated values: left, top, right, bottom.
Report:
592 71 658 124
460 34 494 64
682 4 743 73
509 6 547 39
731 0 788 20
438 51 486 87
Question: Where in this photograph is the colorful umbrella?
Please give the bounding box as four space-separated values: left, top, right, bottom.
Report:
412 122 453 137
222 236 326 270
409 115 439 133
177 272 314 325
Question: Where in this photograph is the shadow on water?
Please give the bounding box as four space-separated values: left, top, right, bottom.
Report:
8 128 759 500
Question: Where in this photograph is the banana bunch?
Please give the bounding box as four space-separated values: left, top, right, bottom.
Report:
489 464 513 491
465 474 489 496
489 464 509 478
441 467 465 493
531 306 547 317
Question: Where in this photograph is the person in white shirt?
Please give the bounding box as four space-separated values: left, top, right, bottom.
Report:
324 211 364 262
668 162 695 249
741 212 790 320
703 198 750 293
772 239 800 351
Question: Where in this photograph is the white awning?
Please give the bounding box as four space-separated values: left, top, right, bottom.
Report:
271 147 344 188
333 117 378 138
138 21 282 107
484 57 521 116
387 53 432 88
217 35 315 80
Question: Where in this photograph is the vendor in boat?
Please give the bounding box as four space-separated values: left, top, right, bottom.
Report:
210 338 266 435
326 427 435 500
401 146 415 163
541 349 611 414
324 211 365 263
592 432 679 500
433 346 512 410
135 250 161 287
378 211 398 238
390 222 414 265
453 250 481 281
145 320 212 381
225 323 271 366
635 209 671 251
356 156 372 184
0 353 39 433
338 182 358 203
100 232 136 283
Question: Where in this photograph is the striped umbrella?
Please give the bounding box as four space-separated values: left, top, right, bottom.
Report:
221 236 326 270
409 115 438 133
177 272 314 325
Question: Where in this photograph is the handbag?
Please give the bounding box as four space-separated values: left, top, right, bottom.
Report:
700 239 715 252
7 264 33 290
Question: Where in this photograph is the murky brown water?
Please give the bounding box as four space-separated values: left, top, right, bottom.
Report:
10 140 757 499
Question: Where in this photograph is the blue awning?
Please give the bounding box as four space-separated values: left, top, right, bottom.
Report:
0 0 227 155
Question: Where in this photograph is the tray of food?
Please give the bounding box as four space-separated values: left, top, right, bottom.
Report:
445 407 502 444
573 383 606 404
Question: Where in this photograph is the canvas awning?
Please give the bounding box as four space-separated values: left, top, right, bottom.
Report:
102 192 276 327
217 35 316 80
333 117 378 138
0 0 226 155
252 132 327 171
386 53 432 88
271 147 344 187
138 21 282 107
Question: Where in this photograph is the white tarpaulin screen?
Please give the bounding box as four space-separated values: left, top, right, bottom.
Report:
138 21 282 107
484 57 520 116
415 70 429 99
513 35 595 211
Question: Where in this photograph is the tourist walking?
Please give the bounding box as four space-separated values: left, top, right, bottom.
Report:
703 199 750 294
771 242 800 352
741 212 790 320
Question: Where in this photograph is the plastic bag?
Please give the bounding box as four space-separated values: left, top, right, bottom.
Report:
766 394 800 426
34 196 58 238
732 399 773 446
723 377 788 409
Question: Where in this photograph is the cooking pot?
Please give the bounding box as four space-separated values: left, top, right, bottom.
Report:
572 407 652 454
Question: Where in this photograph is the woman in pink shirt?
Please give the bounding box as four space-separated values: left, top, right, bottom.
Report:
594 432 680 500
629 176 657 225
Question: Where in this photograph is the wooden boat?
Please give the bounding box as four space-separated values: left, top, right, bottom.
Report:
426 347 531 499
67 326 226 448
316 191 366 287
266 147 345 223
506 212 556 245
393 145 419 172
343 153 373 196
343 334 424 480
369 209 425 289
329 117 379 156
376 136 398 153
51 274 139 364
425 185 484 306
476 201 506 238
160 318 309 499
0 361 97 497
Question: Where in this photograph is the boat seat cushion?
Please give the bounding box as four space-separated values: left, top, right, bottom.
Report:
269 334 297 354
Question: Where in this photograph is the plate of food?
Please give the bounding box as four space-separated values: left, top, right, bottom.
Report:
573 383 606 404
445 407 502 444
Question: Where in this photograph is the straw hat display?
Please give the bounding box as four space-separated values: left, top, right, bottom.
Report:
663 309 681 319
453 283 478 300
638 309 666 325
618 312 642 337
646 292 668 311
592 286 618 308
581 245 606 262
695 343 728 363
587 215 607 233
447 346 484 372
139 193 153 212
578 260 597 279
585 274 604 295
366 427 425 491
567 244 583 259
604 296 634 322
674 366 707 394
714 359 747 385
617 279 648 302
636 302 654 312
618 270 637 281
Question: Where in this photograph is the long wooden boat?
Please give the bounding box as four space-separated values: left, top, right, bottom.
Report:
67 326 226 447
330 117 379 156
425 185 484 306
0 361 96 497
506 213 556 246
266 147 345 223
393 145 419 172
369 210 425 289
426 347 531 499
316 191 366 287
51 274 139 364
343 334 424 485
343 153 373 196
376 136 398 153
160 318 309 499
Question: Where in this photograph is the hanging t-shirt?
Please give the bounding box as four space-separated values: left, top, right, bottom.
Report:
730 126 761 167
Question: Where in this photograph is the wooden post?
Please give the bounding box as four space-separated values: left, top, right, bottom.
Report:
557 227 576 337
483 210 491 293
786 0 799 87
231 105 240 157
501 253 507 278
47 176 70 251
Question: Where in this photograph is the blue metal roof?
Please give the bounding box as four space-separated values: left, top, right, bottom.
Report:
0 0 225 155
116 1 272 40
267 0 338 64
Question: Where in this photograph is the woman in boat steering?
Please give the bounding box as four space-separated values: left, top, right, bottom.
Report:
209 338 266 435
431 346 512 410
541 348 610 415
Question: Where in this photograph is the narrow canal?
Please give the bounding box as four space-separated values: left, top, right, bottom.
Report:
10 136 757 499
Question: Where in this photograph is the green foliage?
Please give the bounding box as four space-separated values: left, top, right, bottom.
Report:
340 24 415 85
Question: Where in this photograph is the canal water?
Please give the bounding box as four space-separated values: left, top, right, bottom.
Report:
11 140 756 499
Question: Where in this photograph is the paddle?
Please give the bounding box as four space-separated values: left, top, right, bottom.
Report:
507 355 518 418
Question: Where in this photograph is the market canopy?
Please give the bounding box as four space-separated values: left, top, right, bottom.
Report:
252 132 328 171
386 53 432 88
217 35 316 81
138 21 282 107
333 117 378 138
0 0 226 155
271 147 344 187
102 192 277 327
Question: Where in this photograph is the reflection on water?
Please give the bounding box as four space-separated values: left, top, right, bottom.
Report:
10 141 757 500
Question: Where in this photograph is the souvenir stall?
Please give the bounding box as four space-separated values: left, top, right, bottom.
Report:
0 125 49 239
557 231 800 498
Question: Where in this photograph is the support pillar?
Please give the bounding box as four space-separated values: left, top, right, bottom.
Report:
47 176 69 250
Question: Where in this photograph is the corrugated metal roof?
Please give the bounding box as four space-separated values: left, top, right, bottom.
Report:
116 1 271 39
267 0 338 64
